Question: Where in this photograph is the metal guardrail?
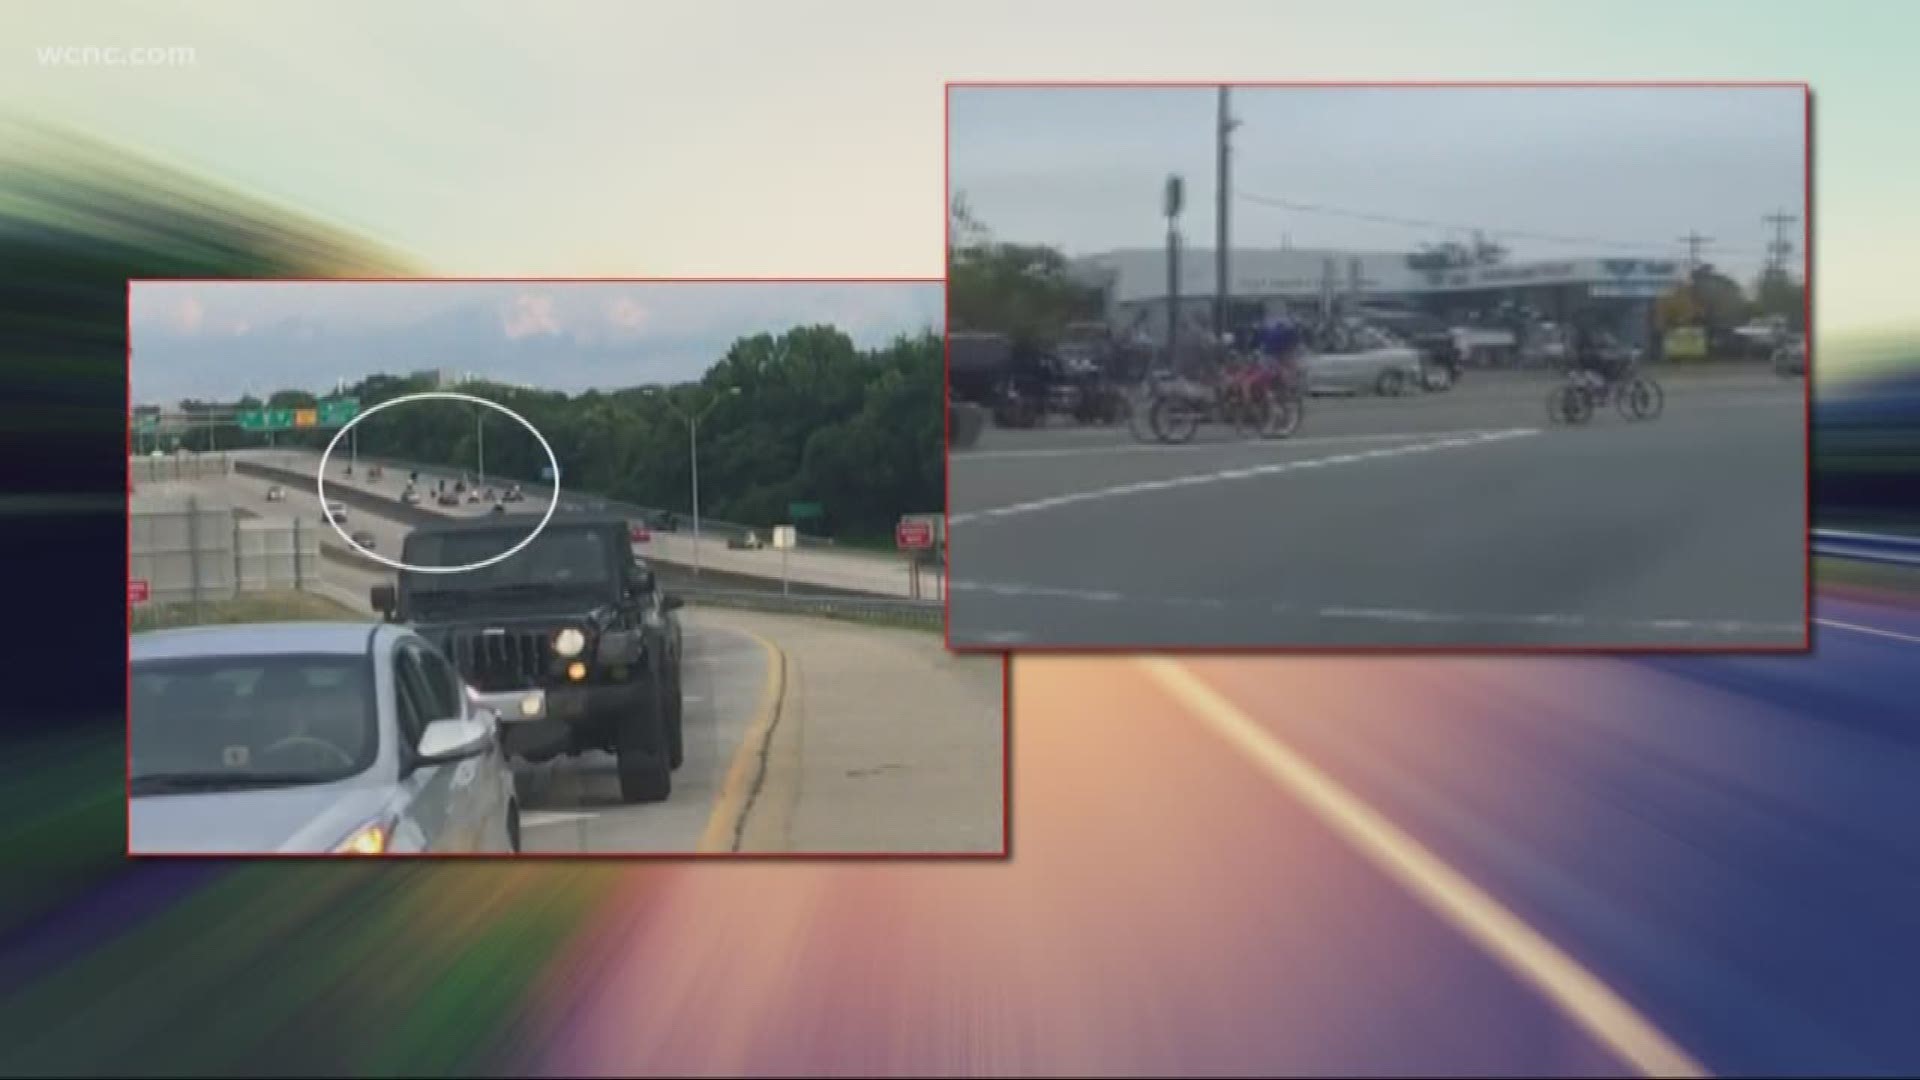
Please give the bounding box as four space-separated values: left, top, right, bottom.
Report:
678 587 942 630
1813 529 1920 567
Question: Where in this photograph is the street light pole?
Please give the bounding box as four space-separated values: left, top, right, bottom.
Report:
689 413 702 575
653 384 742 578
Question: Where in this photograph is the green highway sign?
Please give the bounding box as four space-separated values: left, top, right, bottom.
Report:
789 501 823 519
318 398 360 425
237 409 299 431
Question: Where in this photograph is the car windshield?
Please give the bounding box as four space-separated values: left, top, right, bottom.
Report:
130 653 377 791
402 527 613 599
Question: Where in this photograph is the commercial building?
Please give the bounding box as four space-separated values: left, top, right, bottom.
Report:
1071 247 1688 354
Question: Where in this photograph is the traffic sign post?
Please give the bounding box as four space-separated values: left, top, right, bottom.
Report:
773 525 797 595
897 514 943 601
129 579 150 605
789 501 823 520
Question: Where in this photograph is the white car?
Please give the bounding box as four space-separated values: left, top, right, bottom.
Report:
1302 326 1428 396
130 622 538 854
324 499 348 523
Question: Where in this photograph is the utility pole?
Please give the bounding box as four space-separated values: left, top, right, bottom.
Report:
1763 211 1798 280
1214 86 1237 342
1678 231 1712 273
1164 173 1185 372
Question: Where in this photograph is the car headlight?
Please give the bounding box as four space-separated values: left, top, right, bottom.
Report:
553 628 586 658
334 821 390 855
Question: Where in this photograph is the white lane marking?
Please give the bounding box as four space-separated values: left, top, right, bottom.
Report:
955 428 1508 462
950 428 1539 526
1816 618 1920 646
521 811 599 828
951 580 1803 638
1140 659 1710 1080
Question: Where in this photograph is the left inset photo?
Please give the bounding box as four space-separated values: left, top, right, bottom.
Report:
127 278 1001 857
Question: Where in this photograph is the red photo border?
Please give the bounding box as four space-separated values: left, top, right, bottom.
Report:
941 79 1815 657
126 276 1011 861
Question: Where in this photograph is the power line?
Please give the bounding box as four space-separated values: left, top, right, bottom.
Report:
1234 187 1762 258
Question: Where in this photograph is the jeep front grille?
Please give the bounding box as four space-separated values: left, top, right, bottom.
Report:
449 629 551 691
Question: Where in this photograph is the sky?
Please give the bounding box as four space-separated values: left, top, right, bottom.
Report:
7 0 1914 337
950 85 1806 283
128 281 943 404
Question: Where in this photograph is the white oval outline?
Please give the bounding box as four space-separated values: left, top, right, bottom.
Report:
316 391 561 574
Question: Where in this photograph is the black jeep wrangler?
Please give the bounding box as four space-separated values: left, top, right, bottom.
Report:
371 513 686 803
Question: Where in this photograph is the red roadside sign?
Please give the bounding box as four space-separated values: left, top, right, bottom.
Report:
630 524 651 543
896 520 933 550
129 579 150 605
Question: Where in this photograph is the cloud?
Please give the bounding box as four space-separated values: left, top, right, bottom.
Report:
502 293 561 339
606 296 649 332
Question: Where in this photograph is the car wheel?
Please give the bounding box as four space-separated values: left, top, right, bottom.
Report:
1376 368 1408 396
615 682 673 804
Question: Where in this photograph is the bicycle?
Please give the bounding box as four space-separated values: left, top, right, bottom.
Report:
1546 362 1664 425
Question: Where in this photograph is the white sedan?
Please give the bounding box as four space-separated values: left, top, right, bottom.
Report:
1301 326 1428 397
130 622 544 854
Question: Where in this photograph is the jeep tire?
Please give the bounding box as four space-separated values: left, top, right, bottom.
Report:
616 681 673 804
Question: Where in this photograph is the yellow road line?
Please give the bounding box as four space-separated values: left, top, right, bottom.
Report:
1140 658 1710 1079
697 628 788 853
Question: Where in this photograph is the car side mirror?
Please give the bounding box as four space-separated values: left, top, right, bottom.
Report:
370 584 396 618
467 687 546 723
416 717 492 763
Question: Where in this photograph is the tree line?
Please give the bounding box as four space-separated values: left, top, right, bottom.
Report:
171 326 942 540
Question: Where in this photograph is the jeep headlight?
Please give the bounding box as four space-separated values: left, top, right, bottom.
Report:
553 628 586 658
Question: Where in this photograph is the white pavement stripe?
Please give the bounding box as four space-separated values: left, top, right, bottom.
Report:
521 811 600 828
1141 660 1710 1080
949 428 1539 526
1816 618 1920 646
953 428 1527 462
951 580 1803 638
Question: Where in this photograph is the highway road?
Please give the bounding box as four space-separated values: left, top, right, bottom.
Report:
155 462 1000 854
949 368 1808 648
232 449 944 598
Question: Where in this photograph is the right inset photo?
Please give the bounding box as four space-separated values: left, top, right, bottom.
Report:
946 83 1810 650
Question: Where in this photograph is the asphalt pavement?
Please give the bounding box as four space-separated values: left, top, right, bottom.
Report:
516 618 774 853
949 368 1808 648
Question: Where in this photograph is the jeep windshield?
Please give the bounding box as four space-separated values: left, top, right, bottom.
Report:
400 527 615 611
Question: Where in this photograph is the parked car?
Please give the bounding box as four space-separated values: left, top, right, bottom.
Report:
437 492 460 507
1301 325 1428 396
401 488 422 506
324 500 348 523
266 485 286 502
1773 335 1807 378
129 622 530 854
350 530 379 551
